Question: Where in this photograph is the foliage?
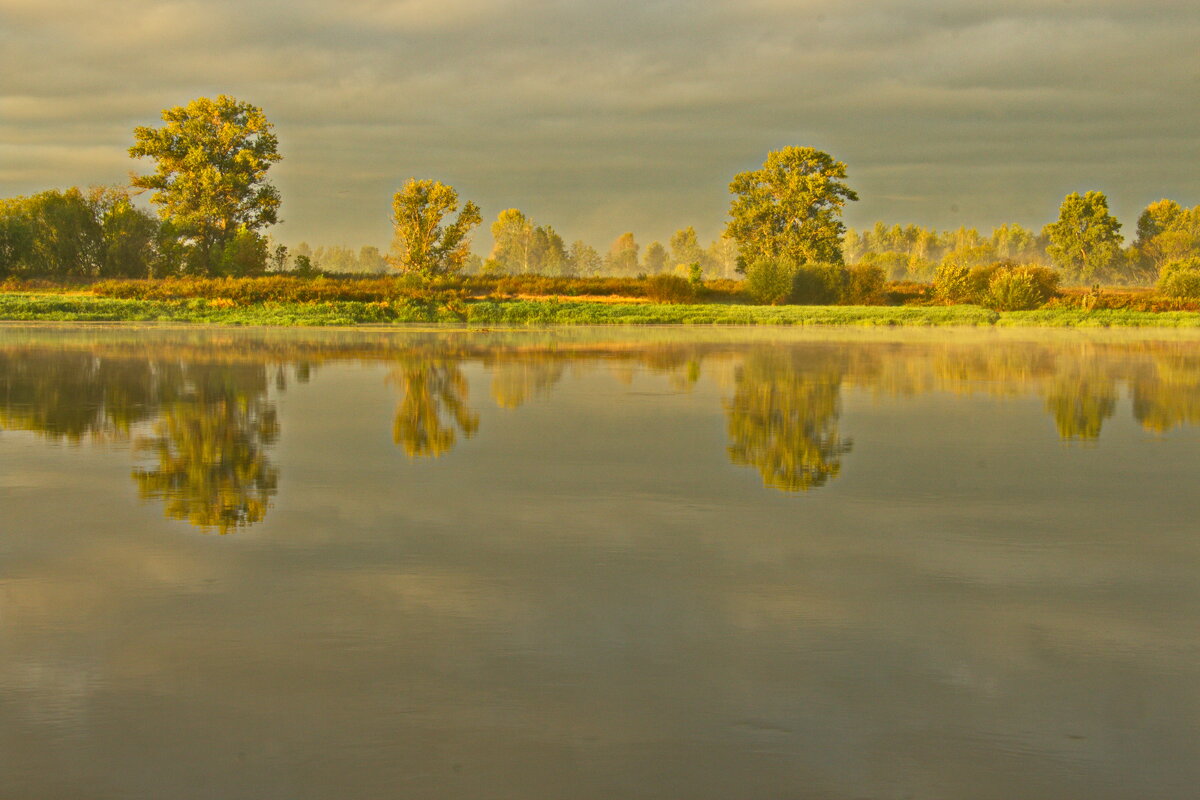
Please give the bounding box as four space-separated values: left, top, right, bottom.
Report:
1132 200 1200 280
843 264 887 305
726 146 858 268
389 179 482 277
1157 257 1200 299
1044 191 1123 283
643 241 668 274
743 257 799 305
933 262 973 303
670 226 704 270
791 262 848 305
130 95 281 275
725 350 851 491
983 265 1061 311
606 232 639 274
644 274 696 304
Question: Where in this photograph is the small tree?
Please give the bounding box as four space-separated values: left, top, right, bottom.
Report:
1044 191 1123 283
726 146 858 269
389 179 481 277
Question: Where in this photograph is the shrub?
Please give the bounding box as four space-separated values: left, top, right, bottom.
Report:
934 262 972 303
744 257 798 305
843 264 886 305
966 263 1003 299
792 262 849 305
1157 257 1200 299
644 273 696 304
983 265 1061 311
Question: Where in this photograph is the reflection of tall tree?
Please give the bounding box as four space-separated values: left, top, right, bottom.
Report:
725 348 851 492
1043 371 1118 440
133 364 279 533
487 356 566 409
388 358 478 457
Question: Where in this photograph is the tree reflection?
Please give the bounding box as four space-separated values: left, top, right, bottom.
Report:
1131 352 1200 433
388 358 479 457
1043 371 1118 440
487 356 566 409
0 349 166 441
725 348 851 491
133 364 279 533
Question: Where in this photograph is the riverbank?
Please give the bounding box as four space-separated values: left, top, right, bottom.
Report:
1 292 1199 327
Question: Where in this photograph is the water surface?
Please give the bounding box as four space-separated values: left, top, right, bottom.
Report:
2 324 1198 799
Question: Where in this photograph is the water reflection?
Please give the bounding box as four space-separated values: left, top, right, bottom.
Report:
388 356 479 457
5 330 1200 531
725 348 850 491
132 364 279 533
0 344 284 533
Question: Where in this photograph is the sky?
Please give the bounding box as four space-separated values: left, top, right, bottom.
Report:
1 0 1198 252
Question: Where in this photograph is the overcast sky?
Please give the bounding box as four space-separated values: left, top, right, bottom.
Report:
1 0 1197 251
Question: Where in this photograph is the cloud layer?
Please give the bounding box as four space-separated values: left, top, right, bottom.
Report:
1 0 1197 249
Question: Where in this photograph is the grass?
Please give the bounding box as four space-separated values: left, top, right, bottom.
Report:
2 291 1200 328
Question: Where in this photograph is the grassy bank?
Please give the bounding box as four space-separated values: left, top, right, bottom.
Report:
2 292 1200 327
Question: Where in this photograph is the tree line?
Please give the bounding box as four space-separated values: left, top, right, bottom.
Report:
2 94 1198 288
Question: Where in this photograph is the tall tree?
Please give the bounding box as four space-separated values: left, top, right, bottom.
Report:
669 226 703 268
726 146 858 269
1044 191 1123 283
1132 199 1200 279
130 95 281 275
489 208 533 273
643 241 668 274
389 179 481 277
568 240 601 276
606 232 638 274
531 224 569 275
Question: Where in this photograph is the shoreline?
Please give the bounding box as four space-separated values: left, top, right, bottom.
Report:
2 292 1200 328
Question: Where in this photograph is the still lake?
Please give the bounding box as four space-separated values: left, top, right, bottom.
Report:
1 324 1198 799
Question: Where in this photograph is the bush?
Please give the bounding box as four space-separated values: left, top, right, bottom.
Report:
843 264 887 305
744 258 798 305
644 273 696 304
1157 257 1200 299
792 262 849 305
934 262 973 303
983 265 1061 311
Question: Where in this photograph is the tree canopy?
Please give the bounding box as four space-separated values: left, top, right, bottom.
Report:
726 146 858 269
1044 191 1123 283
129 95 281 275
389 179 482 277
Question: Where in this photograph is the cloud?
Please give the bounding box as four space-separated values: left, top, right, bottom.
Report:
0 0 1197 247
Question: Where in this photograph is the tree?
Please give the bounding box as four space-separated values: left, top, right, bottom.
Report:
726 146 858 269
1131 199 1200 280
1044 191 1123 283
130 95 281 275
643 241 668 274
606 232 638 274
669 226 703 269
489 208 533 273
389 179 481 277
568 240 601 276
531 225 569 275
90 186 159 278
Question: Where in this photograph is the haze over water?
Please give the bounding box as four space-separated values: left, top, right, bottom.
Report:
1 325 1199 799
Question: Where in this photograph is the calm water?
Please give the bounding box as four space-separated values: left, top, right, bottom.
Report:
2 324 1199 799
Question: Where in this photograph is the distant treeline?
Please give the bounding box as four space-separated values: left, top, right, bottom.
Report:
2 94 1199 290
844 198 1200 286
3 183 1198 290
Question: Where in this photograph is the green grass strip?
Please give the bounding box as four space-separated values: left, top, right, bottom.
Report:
3 293 1200 327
